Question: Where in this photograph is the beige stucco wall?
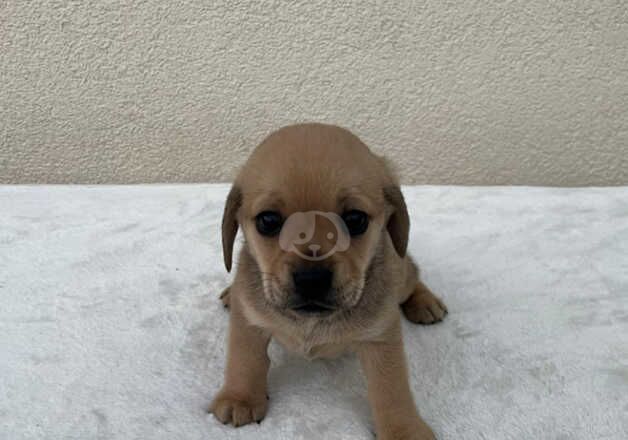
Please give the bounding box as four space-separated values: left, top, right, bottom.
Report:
1 1 627 185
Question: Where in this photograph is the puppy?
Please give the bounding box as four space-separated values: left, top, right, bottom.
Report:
210 123 447 440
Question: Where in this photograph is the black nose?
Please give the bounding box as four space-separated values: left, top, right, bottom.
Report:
292 268 333 301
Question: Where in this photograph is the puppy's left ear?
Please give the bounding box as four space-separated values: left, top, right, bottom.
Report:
222 185 242 272
383 185 409 257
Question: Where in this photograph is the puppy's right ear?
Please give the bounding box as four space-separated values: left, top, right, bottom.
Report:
383 185 409 258
221 185 242 272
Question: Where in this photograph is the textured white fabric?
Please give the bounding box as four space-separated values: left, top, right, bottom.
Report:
1 185 627 439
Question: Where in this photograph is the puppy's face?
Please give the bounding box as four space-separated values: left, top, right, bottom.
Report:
222 124 409 319
242 187 385 316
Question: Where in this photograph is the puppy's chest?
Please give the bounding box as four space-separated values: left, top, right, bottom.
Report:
271 328 351 360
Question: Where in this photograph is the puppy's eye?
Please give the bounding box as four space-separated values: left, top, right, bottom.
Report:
255 211 283 236
342 210 368 236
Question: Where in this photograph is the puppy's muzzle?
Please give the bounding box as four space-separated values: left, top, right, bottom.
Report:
290 268 336 314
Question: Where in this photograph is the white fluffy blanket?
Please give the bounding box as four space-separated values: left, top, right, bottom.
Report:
1 185 627 439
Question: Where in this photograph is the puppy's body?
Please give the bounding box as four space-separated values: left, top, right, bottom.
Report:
211 124 447 439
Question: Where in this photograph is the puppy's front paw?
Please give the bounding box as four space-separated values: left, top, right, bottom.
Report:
380 419 436 440
219 286 231 308
401 284 448 325
209 390 268 427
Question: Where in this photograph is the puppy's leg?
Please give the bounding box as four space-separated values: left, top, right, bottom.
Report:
402 280 448 325
209 297 271 427
358 321 435 440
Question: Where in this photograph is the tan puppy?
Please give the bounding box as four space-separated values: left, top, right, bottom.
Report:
210 123 447 440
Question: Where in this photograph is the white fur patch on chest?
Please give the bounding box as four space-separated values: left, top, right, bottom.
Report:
270 321 350 360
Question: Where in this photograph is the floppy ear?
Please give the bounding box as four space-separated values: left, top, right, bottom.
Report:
221 185 242 272
383 185 410 257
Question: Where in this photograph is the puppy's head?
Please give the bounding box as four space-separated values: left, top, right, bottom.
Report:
222 123 408 318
